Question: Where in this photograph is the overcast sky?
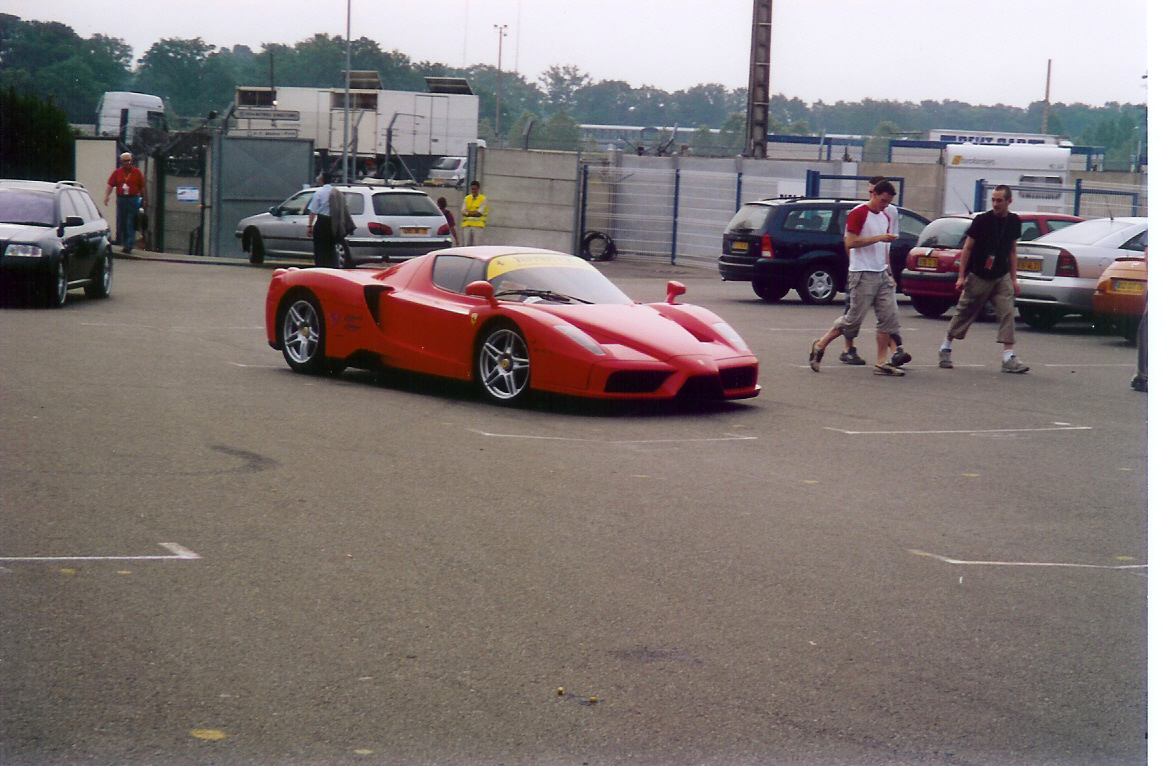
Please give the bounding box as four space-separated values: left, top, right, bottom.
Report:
15 0 1150 108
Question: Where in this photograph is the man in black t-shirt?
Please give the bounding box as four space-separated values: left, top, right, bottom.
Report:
938 184 1029 373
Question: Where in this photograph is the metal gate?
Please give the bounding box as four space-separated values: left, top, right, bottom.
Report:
209 135 315 258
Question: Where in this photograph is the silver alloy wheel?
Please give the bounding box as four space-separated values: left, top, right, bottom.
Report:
50 259 68 307
477 326 530 401
805 269 835 301
282 298 321 365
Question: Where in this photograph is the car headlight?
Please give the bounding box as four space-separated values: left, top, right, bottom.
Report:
554 324 605 355
5 244 44 258
712 322 750 353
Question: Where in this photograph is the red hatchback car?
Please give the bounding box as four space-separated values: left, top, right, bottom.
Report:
901 212 1083 317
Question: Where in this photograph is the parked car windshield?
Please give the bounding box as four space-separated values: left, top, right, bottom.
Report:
0 189 54 226
431 157 461 170
372 194 441 217
916 217 971 248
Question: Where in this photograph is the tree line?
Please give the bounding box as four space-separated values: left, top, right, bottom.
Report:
0 13 1147 168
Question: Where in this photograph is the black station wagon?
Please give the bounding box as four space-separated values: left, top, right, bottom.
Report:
718 197 929 305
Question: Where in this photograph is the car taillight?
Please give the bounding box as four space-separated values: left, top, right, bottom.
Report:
437 223 450 235
368 222 394 235
1054 250 1078 278
760 233 774 258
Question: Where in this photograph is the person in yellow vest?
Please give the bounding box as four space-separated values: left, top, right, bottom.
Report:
461 181 488 245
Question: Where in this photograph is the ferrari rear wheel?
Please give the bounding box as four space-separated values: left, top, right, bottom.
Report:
476 323 530 403
279 293 328 374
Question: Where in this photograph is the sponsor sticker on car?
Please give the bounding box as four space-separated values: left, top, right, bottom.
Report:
487 252 593 279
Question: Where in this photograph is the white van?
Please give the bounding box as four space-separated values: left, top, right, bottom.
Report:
942 143 1071 215
96 92 167 137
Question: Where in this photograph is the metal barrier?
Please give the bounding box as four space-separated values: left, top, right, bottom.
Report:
972 178 1146 218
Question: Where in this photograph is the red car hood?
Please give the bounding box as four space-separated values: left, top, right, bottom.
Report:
530 303 732 359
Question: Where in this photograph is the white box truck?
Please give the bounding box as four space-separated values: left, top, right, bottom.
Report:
942 143 1071 215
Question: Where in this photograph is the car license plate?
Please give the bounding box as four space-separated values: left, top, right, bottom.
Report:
402 226 428 236
1114 279 1146 295
916 255 938 270
1018 259 1042 273
731 240 749 252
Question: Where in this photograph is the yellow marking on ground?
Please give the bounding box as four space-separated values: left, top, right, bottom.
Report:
59 568 76 575
961 472 980 477
190 729 228 741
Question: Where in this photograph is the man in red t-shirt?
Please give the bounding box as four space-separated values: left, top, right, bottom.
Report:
104 152 147 253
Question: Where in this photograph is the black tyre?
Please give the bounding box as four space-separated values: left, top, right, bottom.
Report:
85 250 113 299
581 231 616 261
43 258 68 308
796 265 838 305
475 322 530 403
247 230 265 265
1018 305 1061 331
909 295 953 319
751 279 789 303
278 293 329 374
335 240 354 268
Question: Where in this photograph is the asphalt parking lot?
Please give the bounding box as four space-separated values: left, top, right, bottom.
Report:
0 254 1149 765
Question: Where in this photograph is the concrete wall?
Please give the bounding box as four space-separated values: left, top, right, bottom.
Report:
859 161 947 220
474 148 580 253
75 137 120 222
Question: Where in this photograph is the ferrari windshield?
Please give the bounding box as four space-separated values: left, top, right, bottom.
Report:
486 253 633 305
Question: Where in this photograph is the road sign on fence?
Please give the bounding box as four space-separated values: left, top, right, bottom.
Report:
236 109 300 121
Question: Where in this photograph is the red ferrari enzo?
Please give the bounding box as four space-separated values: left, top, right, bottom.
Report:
265 247 760 403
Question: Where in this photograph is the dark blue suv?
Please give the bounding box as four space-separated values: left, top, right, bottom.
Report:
718 197 929 305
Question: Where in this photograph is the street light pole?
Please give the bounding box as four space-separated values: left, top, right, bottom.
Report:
494 24 508 139
342 0 352 183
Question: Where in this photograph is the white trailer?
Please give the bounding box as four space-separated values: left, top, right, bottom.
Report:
942 143 1072 215
231 86 479 159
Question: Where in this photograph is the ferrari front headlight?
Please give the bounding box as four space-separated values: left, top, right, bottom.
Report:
554 324 605 355
712 322 749 353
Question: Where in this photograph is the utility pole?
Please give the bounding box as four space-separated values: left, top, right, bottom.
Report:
1041 59 1051 135
342 0 352 183
494 24 508 139
744 0 772 158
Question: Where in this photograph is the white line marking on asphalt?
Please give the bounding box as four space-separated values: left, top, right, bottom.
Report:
470 430 757 444
0 542 201 563
910 549 1147 571
825 424 1091 436
1042 363 1131 368
229 362 282 368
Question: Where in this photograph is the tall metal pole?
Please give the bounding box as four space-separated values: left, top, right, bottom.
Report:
494 24 508 138
342 0 352 183
1041 59 1051 135
745 0 772 158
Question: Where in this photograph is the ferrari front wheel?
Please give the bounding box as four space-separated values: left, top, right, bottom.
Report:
476 323 530 403
279 293 328 374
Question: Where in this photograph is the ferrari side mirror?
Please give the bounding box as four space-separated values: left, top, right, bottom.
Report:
666 280 686 305
465 280 498 308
